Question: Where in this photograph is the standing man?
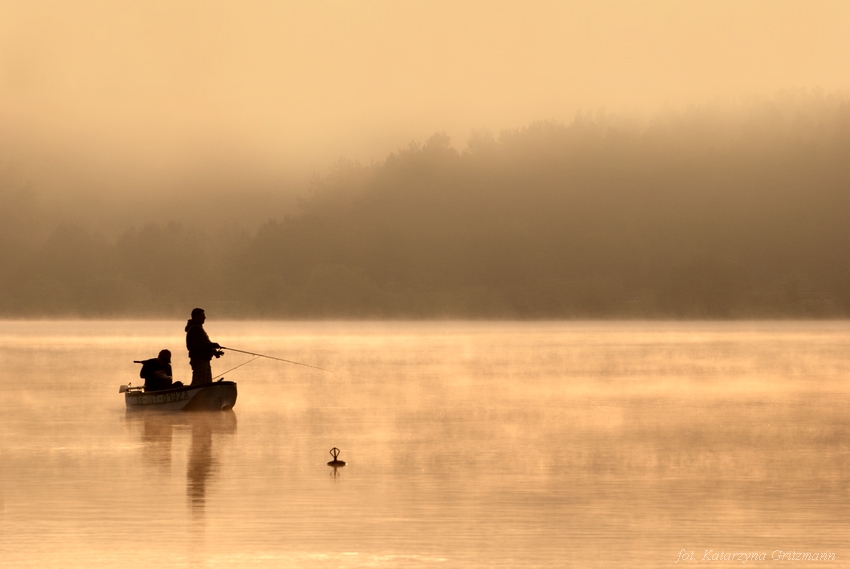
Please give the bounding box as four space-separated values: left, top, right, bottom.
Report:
185 308 223 385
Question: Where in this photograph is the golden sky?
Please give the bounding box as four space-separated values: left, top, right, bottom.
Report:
2 1 849 190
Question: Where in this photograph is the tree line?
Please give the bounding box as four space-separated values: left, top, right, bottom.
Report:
3 95 850 318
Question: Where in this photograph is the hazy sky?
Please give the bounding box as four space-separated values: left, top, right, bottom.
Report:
2 1 849 193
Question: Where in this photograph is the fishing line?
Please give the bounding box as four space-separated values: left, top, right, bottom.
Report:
221 346 334 373
213 356 260 380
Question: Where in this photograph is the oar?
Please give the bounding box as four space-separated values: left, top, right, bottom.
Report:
220 347 334 373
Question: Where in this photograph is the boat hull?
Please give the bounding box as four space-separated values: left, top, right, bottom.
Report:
124 381 237 411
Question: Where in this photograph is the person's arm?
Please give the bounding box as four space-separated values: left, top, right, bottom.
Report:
139 359 154 379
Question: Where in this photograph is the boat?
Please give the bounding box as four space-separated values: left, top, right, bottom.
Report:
120 380 237 411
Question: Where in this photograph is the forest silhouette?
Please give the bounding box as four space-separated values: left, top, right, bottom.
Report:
2 95 849 318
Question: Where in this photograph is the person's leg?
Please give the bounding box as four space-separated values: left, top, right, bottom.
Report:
190 359 213 385
190 360 199 385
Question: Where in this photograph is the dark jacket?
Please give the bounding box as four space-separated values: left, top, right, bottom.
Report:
139 358 173 391
185 320 218 361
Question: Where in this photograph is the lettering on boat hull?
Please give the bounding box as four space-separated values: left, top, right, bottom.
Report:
123 382 237 411
128 390 191 406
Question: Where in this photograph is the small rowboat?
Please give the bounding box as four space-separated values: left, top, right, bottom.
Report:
120 380 237 411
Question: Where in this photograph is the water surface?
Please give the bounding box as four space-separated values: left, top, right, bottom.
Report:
1 321 848 567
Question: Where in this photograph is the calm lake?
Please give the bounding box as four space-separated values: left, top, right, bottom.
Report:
1 320 848 568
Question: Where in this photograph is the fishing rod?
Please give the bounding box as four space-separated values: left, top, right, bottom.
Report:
213 356 260 380
220 346 334 373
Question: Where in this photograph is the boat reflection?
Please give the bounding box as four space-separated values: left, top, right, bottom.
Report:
125 411 237 524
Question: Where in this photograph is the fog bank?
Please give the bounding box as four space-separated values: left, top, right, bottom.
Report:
2 96 849 318
3 1 849 202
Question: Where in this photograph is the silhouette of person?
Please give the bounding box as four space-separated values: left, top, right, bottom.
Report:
185 308 223 386
139 349 183 391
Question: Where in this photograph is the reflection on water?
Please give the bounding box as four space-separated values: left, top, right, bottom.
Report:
187 416 213 514
126 410 237 545
0 321 848 568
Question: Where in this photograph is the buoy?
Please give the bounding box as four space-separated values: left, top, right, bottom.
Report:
327 447 346 467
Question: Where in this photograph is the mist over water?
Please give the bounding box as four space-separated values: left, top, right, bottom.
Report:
3 4 850 565
0 320 847 568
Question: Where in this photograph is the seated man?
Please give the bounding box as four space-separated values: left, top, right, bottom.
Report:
138 349 184 391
